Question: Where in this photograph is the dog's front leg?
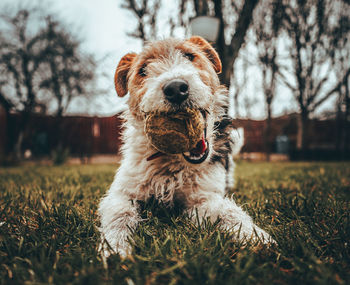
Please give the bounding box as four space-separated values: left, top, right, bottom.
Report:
188 193 274 244
98 191 140 257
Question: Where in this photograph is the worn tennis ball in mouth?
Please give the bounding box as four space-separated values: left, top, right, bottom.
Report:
145 108 205 154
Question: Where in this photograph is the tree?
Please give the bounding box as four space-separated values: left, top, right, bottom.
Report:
121 0 162 44
230 57 249 118
0 6 98 160
0 8 44 159
37 16 97 155
254 0 279 160
327 0 350 155
121 0 259 89
275 0 349 152
38 17 96 118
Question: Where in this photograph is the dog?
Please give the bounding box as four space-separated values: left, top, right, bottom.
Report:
98 36 274 256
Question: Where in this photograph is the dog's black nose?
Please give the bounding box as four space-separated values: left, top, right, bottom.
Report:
163 79 189 104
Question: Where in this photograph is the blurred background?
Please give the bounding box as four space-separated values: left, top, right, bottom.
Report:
0 0 349 165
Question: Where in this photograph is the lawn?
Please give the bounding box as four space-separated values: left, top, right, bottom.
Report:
0 162 349 284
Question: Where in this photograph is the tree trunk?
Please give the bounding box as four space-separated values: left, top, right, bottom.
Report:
343 79 349 155
13 131 24 160
296 111 308 155
219 56 234 88
214 0 259 89
55 111 64 149
9 108 32 161
264 102 272 161
335 92 343 153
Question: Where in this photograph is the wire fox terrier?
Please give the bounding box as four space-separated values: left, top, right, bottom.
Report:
98 36 274 256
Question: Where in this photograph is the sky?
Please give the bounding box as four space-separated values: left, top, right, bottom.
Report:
54 0 143 115
0 0 338 119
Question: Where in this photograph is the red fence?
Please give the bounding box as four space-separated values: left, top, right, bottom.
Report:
236 114 340 153
3 113 123 156
1 111 346 158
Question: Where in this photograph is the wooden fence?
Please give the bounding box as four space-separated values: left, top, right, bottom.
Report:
1 111 347 159
2 113 123 157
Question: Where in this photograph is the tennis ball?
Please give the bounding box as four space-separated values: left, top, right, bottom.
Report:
145 108 205 154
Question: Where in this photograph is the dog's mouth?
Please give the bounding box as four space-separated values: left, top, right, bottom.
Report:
183 109 209 164
146 109 210 164
146 134 209 164
182 136 209 164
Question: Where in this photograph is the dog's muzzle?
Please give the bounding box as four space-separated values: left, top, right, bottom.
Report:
182 137 209 164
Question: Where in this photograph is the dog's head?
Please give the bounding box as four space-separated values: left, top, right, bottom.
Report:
114 36 228 164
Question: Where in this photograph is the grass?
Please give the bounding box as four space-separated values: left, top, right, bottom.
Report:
0 161 349 284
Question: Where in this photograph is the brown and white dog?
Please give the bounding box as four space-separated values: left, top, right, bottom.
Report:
98 37 274 256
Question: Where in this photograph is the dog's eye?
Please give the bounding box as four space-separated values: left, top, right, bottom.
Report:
139 63 147 77
184 52 195 61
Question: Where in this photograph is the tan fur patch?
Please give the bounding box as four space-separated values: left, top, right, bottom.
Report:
185 36 222 74
115 53 137 97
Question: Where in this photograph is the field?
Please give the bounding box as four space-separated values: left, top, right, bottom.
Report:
0 162 349 284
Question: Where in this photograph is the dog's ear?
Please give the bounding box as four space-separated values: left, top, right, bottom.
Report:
186 36 222 74
114 53 137 97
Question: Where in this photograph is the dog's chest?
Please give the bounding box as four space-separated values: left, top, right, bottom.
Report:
137 164 200 202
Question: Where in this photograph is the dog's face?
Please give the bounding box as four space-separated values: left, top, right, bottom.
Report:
115 36 226 164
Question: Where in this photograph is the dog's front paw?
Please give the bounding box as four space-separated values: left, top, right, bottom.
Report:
224 222 276 246
252 226 276 245
99 237 132 258
99 227 134 258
